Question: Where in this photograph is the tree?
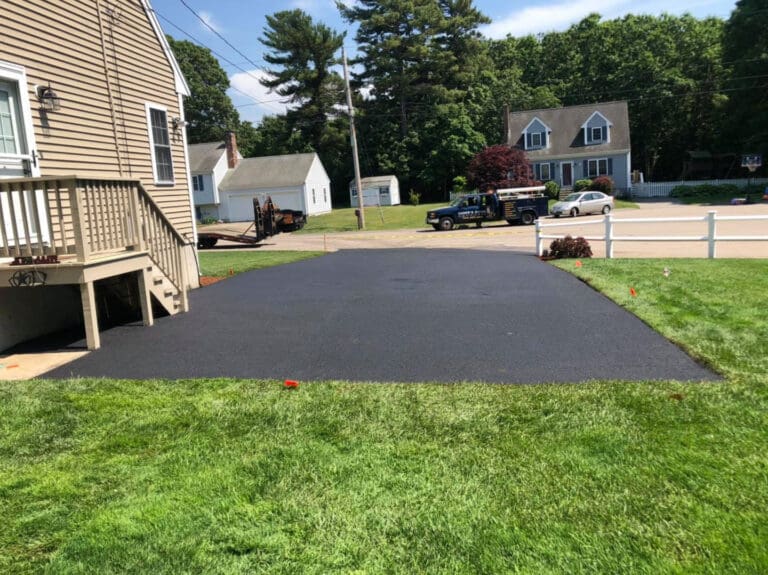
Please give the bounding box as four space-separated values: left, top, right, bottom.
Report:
723 0 768 161
466 145 535 191
166 37 241 144
260 10 346 152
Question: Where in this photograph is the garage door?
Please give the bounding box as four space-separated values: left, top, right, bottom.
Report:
228 195 258 222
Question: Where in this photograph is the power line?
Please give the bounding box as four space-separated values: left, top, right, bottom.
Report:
151 9 285 114
176 0 270 71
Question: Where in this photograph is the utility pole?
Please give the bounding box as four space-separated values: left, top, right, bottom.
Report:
343 47 365 230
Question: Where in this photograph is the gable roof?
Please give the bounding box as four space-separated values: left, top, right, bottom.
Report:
142 0 190 96
188 142 226 173
219 153 320 191
351 175 398 188
507 101 629 158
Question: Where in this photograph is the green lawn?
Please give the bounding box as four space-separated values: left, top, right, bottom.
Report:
198 251 325 277
1 260 766 573
298 202 446 233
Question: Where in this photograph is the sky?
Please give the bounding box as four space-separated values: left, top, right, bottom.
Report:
148 0 738 124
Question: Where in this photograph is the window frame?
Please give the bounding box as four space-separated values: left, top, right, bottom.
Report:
587 158 609 178
531 132 542 147
192 174 204 192
539 162 551 181
591 126 603 142
145 103 175 185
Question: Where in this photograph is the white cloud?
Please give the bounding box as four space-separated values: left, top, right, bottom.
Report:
482 0 630 39
481 0 734 39
198 10 222 34
229 70 292 123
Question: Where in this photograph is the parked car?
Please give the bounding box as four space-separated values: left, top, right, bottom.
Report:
551 191 614 218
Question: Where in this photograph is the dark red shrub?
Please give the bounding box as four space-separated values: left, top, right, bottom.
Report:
549 235 592 259
466 145 535 191
589 176 615 195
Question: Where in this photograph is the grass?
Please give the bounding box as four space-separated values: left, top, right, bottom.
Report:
1 260 766 573
297 203 446 233
673 193 768 206
197 251 325 277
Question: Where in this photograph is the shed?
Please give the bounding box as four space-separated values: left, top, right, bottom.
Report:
349 175 400 207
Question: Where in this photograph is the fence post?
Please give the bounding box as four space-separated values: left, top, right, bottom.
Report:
535 219 542 255
707 210 717 259
604 213 613 259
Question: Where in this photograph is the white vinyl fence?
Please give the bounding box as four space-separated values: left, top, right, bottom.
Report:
631 178 768 198
535 212 768 258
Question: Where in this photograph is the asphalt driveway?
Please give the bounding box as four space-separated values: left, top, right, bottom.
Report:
45 249 719 383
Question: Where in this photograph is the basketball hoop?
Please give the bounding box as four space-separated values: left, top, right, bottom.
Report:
742 154 762 173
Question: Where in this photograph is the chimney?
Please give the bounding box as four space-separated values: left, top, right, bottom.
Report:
225 131 239 169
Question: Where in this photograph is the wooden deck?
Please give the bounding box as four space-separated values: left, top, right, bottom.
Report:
1 176 189 350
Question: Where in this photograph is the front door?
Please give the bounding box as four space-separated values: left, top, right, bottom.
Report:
561 162 573 187
0 63 45 250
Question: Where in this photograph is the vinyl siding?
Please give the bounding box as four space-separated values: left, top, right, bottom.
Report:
1 0 193 236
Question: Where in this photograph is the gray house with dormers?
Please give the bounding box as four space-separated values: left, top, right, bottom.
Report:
505 101 631 193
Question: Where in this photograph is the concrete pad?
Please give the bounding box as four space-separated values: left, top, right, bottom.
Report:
0 351 88 380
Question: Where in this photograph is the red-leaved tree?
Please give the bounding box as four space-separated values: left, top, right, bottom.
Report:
466 145 536 191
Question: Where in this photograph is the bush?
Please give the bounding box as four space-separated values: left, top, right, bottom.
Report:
544 180 560 200
409 190 421 206
452 176 468 195
574 179 592 192
670 184 740 198
200 217 218 225
589 176 614 195
549 235 592 259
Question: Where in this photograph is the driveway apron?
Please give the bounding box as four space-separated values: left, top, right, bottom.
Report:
44 249 719 383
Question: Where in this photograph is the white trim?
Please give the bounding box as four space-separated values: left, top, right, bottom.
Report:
0 61 40 177
522 116 551 150
587 157 609 178
177 93 197 246
141 0 190 96
145 102 175 185
560 161 573 187
581 111 612 129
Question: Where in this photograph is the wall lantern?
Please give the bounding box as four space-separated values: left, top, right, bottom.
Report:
36 83 62 111
172 117 188 130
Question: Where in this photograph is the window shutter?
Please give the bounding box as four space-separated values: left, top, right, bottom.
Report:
550 163 555 180
583 160 588 176
602 126 607 141
534 163 540 179
608 158 613 175
526 133 532 148
541 132 546 147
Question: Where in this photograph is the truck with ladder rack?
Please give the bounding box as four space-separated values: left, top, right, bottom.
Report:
425 186 549 230
196 197 306 249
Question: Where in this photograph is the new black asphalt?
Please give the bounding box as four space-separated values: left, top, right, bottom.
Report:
44 249 719 383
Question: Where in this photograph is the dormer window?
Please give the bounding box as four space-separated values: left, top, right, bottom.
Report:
523 117 551 151
583 111 611 146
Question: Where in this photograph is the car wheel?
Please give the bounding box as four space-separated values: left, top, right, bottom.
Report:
553 213 560 218
521 211 535 225
432 224 440 231
570 208 578 217
475 221 483 228
602 204 612 214
439 217 454 231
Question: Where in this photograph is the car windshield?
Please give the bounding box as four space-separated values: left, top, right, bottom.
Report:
450 197 466 207
564 193 582 202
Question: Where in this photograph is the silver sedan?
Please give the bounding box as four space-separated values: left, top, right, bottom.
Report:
551 191 614 218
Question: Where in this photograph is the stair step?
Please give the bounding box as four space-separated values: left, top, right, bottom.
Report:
153 276 164 285
164 288 175 297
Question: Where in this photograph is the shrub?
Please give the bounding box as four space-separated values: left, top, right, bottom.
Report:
452 176 468 195
670 183 740 198
574 179 592 192
409 190 421 206
549 235 592 259
544 180 560 200
201 217 218 225
466 145 536 190
589 176 614 195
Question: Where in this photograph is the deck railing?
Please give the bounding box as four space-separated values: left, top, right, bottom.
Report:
0 175 187 293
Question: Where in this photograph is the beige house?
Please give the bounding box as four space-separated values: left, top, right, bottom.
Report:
0 0 199 352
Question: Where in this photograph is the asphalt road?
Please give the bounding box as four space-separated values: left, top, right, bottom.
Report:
44 249 718 383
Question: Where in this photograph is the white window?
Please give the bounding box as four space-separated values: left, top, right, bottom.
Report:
192 175 204 192
531 132 542 147
351 187 358 197
539 163 551 180
591 127 603 142
587 158 609 178
145 104 174 184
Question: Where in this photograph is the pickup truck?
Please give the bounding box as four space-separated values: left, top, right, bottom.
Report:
426 186 549 231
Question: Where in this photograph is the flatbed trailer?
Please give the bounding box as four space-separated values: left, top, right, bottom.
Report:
197 197 306 249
